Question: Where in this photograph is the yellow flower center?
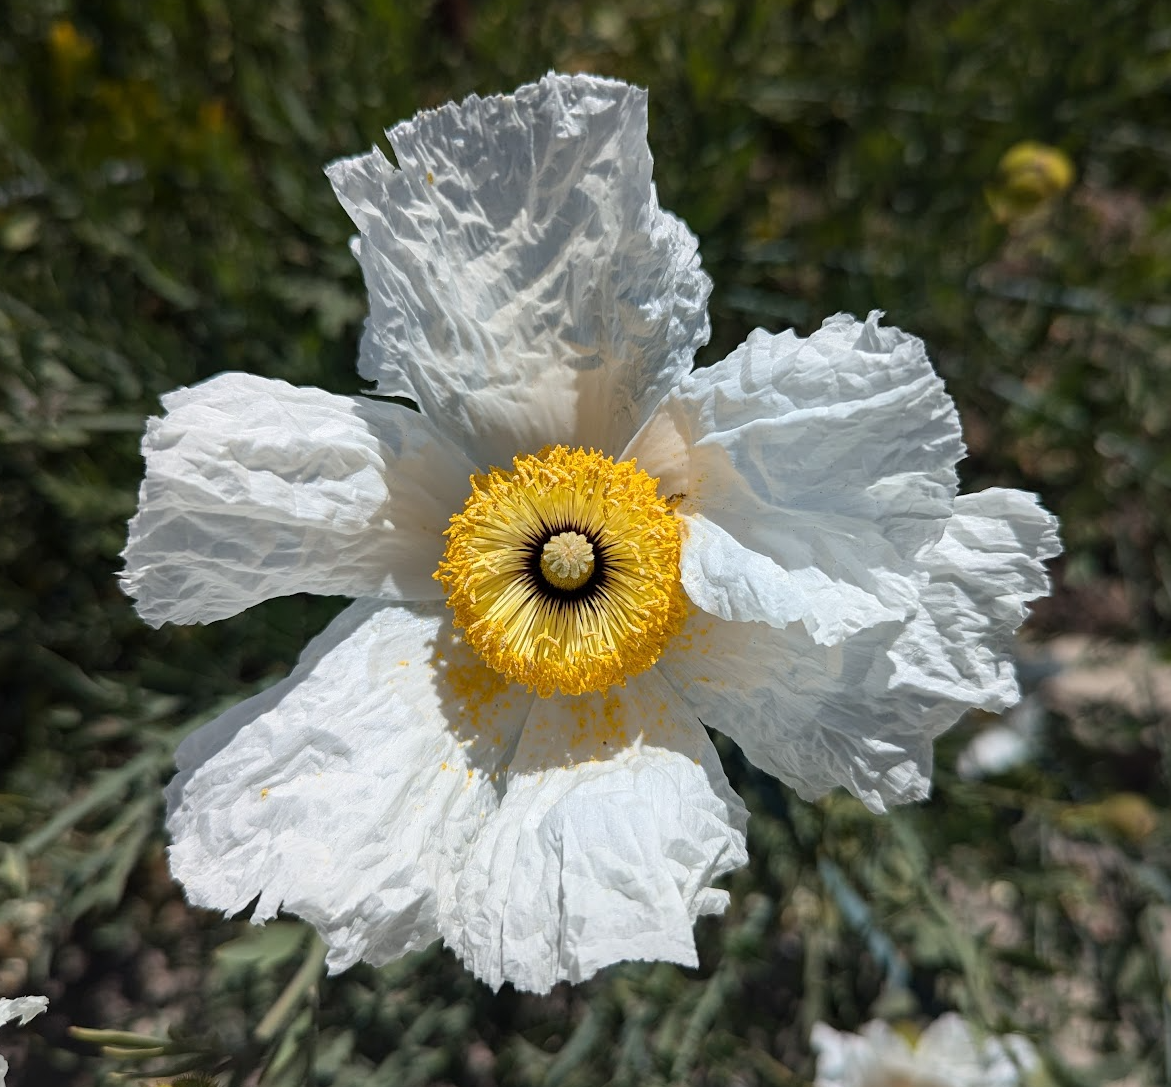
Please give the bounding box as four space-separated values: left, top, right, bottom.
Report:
435 445 686 698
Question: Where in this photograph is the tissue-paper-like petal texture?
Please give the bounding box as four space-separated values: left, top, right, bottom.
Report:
442 668 748 992
628 312 965 645
123 373 475 625
327 73 711 469
166 598 532 972
658 486 1058 812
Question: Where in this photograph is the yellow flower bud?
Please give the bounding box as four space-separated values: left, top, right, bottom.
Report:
986 141 1075 222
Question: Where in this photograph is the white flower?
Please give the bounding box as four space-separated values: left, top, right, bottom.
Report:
122 74 1060 993
0 996 49 1087
812 1014 1042 1087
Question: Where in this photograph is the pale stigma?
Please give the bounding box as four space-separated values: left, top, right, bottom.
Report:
540 531 595 590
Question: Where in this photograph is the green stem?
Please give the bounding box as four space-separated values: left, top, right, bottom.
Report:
69 1026 169 1048
21 751 159 857
253 935 328 1046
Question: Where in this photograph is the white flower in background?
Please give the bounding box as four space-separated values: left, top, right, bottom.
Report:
956 693 1044 781
0 996 49 1087
812 1014 1042 1086
122 74 1060 993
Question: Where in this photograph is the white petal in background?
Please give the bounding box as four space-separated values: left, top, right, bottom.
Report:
0 997 48 1028
912 1014 1041 1086
327 73 711 469
0 996 48 1087
443 668 748 993
166 599 533 973
629 313 966 645
122 374 476 626
659 489 1059 812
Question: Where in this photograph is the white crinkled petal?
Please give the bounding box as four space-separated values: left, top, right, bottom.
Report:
811 1020 926 1087
165 599 533 973
327 73 711 468
442 667 748 993
658 487 1059 812
660 609 938 812
675 511 923 637
889 489 1061 711
627 312 966 644
122 373 476 626
915 1014 1040 1086
0 997 48 1028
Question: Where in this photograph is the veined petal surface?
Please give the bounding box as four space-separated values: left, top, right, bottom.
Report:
327 73 711 469
659 489 1058 812
628 312 966 644
442 668 748 993
122 374 475 626
165 599 533 972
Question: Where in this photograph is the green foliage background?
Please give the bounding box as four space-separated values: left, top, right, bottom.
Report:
1 0 1169 1084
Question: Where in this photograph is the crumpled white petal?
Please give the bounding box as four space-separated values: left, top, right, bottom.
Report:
327 72 711 469
812 1014 1041 1087
628 312 966 645
0 996 48 1087
166 599 533 972
442 667 748 993
888 488 1061 713
658 489 1059 812
0 997 47 1028
122 374 476 626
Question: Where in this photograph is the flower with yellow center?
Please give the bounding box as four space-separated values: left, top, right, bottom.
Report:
812 1015 1042 1087
124 74 1060 994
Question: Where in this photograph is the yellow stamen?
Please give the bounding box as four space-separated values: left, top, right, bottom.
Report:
435 445 686 697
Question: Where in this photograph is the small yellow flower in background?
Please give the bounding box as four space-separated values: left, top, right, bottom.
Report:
47 19 95 103
0 996 49 1087
197 99 228 135
1058 791 1159 843
123 74 1060 993
48 19 94 66
987 140 1075 222
812 1014 1042 1086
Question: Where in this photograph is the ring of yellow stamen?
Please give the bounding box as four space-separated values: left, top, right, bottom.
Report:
435 445 686 698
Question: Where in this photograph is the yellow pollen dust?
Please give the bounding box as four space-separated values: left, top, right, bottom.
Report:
435 445 686 698
541 531 594 590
